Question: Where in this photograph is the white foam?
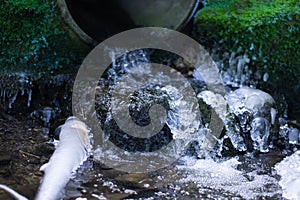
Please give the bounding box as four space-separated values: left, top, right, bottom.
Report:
177 156 278 199
275 151 300 200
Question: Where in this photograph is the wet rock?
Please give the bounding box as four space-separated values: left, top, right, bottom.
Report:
225 87 277 152
115 173 154 189
226 87 275 119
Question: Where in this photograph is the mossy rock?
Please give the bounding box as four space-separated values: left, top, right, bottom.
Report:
193 0 300 118
0 0 91 74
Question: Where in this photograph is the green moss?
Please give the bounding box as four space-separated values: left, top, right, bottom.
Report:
0 0 90 75
194 0 300 117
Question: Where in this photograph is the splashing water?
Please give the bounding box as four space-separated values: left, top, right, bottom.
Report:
70 46 296 199
94 48 205 163
223 87 277 152
92 46 284 168
219 52 253 88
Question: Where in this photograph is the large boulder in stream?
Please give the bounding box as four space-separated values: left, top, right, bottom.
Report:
193 0 300 119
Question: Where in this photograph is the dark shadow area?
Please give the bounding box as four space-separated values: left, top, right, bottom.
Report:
66 0 137 42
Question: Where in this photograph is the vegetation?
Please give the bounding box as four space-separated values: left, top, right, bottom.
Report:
0 0 90 75
194 0 300 117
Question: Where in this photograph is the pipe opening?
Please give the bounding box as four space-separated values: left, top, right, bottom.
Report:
62 0 201 43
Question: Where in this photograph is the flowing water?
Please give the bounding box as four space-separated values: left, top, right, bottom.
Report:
66 49 298 199
0 48 299 199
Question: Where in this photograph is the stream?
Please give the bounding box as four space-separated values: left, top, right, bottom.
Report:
0 45 299 200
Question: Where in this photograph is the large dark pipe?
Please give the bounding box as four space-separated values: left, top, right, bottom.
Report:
57 0 201 45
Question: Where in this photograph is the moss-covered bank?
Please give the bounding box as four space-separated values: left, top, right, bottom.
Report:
0 0 92 112
194 0 300 118
0 0 91 74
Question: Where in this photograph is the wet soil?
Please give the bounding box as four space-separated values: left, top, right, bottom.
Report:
0 112 55 199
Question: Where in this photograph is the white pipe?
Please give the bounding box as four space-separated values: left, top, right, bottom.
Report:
0 184 28 200
35 117 91 200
